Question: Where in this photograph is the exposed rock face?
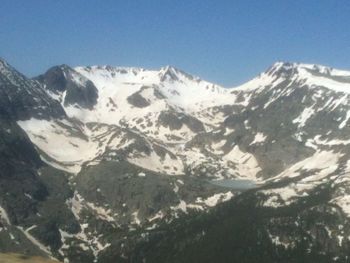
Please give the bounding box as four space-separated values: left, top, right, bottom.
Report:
127 91 151 108
0 59 65 120
0 59 84 261
127 85 166 108
36 65 98 110
158 110 205 132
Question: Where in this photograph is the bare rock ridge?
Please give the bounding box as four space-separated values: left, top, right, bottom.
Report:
36 65 98 110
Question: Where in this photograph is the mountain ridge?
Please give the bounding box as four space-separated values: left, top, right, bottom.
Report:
1 58 350 262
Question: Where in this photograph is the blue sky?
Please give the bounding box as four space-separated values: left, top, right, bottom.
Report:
1 0 350 86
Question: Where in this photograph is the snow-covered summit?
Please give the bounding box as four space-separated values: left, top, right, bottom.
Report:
266 61 350 78
75 64 225 93
233 61 350 94
158 65 200 83
3 58 350 262
71 64 231 121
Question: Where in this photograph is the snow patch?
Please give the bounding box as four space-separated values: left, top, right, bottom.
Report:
223 146 262 180
250 132 267 145
196 192 234 207
0 206 10 225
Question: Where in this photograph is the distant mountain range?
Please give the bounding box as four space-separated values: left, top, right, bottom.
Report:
0 58 350 262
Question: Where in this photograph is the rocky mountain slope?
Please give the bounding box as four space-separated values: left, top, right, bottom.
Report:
0 58 350 262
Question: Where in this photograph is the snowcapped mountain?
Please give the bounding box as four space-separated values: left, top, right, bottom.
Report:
1 58 350 262
18 63 238 177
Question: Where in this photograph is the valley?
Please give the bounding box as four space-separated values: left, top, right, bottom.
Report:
0 58 350 262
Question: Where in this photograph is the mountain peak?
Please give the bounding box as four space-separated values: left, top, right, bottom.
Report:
160 65 180 72
0 58 14 75
159 65 180 81
265 61 350 79
36 64 98 109
265 61 298 79
159 65 198 82
0 57 7 65
233 61 350 94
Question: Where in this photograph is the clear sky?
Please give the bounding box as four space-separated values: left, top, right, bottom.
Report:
1 0 350 86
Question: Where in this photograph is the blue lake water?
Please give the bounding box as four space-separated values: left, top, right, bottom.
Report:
209 179 257 191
